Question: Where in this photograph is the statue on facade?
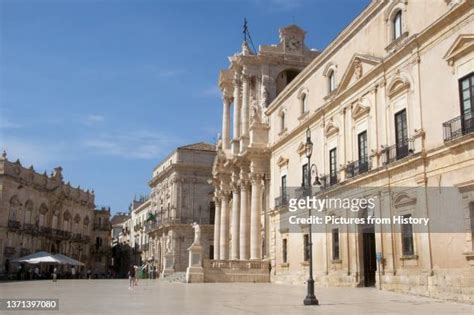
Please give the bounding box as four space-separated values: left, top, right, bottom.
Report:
354 57 363 80
191 222 201 246
165 234 172 254
250 97 262 125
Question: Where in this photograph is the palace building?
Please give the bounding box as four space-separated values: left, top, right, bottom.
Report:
211 0 473 302
0 152 110 275
147 142 216 276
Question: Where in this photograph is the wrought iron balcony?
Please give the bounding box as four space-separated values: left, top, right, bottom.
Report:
4 246 15 257
320 173 340 188
275 193 289 208
346 159 371 179
7 220 21 230
381 138 414 165
443 114 474 141
72 233 82 242
39 226 53 236
22 223 37 234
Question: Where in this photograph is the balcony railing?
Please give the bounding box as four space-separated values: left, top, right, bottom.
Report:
320 173 340 189
8 220 21 230
346 159 371 178
443 114 474 141
275 193 289 208
381 138 414 165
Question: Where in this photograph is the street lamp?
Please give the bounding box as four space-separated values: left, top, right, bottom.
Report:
303 126 319 306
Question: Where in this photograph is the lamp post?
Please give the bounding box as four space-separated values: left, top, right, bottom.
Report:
303 127 319 306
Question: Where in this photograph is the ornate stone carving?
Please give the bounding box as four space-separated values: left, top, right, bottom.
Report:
250 97 262 125
354 57 362 79
191 222 201 246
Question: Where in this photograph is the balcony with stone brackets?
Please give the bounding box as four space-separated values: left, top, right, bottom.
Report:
319 173 340 189
443 114 474 142
380 137 415 166
345 159 372 179
7 220 21 231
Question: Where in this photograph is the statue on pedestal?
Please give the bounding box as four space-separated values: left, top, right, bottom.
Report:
191 222 201 246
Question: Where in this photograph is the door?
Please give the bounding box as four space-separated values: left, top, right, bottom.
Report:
362 229 376 287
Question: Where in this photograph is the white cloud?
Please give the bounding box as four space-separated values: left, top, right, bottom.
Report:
82 130 179 159
1 137 67 171
200 86 221 98
1 117 22 129
82 114 105 125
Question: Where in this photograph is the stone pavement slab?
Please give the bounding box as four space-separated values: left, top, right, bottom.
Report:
0 279 472 315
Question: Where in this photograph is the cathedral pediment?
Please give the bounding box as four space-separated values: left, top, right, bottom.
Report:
444 34 474 65
337 54 382 92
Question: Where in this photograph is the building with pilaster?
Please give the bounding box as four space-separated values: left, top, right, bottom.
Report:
211 0 474 303
147 142 215 275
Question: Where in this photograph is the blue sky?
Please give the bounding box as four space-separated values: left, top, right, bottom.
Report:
0 0 369 214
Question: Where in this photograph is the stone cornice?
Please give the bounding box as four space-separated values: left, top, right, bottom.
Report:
265 0 386 115
265 0 472 116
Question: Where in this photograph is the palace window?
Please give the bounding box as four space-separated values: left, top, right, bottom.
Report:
470 202 474 247
401 214 414 256
328 70 336 93
329 148 337 185
332 228 340 260
282 238 288 263
460 73 474 133
280 112 286 133
393 10 402 40
395 109 408 159
281 175 287 203
302 93 308 114
358 131 368 172
303 234 310 262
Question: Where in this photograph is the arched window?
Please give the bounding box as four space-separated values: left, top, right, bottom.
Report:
328 70 336 92
393 10 402 40
302 93 308 113
280 112 286 133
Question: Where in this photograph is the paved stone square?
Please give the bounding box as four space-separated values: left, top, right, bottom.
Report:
0 280 472 315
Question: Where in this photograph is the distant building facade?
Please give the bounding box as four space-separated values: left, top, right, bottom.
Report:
0 152 109 273
147 143 216 274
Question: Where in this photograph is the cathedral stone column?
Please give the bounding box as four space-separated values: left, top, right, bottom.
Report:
233 73 241 140
230 183 240 260
213 195 221 260
250 173 264 260
239 178 250 260
240 73 250 152
222 95 232 150
219 192 230 260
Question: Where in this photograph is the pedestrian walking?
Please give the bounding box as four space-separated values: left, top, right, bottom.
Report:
71 266 76 279
52 267 57 282
128 265 136 290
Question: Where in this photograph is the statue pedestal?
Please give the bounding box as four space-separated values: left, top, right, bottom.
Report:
186 244 204 283
161 253 175 277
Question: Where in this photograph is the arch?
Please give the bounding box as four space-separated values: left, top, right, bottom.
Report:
275 68 301 96
9 195 21 221
385 0 407 42
74 214 81 224
297 87 310 114
387 73 412 98
324 119 340 138
352 98 371 121
24 200 34 224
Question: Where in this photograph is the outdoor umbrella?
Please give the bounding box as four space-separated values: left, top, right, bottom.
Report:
52 253 85 266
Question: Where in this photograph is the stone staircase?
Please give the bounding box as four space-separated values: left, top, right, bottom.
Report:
160 272 186 283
